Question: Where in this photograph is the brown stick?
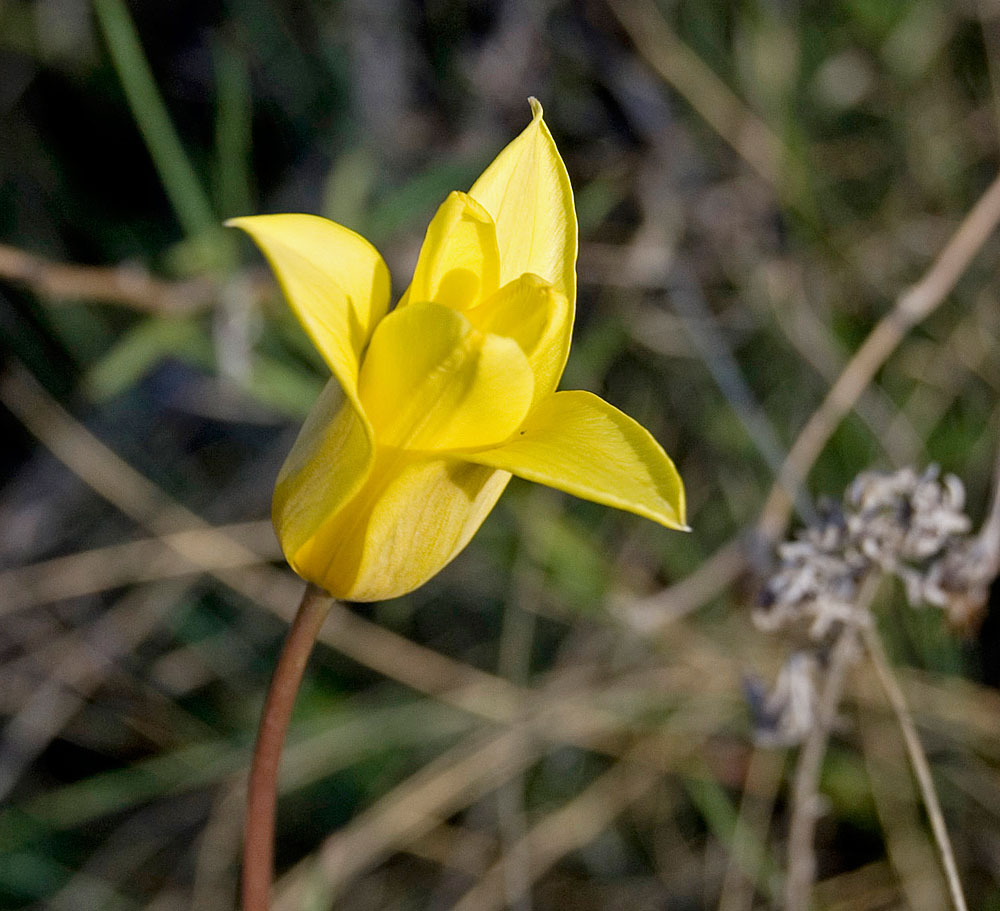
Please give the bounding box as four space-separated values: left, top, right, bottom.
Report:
243 582 332 911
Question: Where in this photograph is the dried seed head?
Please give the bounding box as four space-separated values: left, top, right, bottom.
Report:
847 466 970 576
756 465 976 637
749 464 992 745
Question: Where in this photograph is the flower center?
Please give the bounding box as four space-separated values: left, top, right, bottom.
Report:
357 301 534 452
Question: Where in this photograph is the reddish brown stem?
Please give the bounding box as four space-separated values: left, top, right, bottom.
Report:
243 582 331 911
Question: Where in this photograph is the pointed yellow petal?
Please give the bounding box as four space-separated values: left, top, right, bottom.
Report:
295 453 511 601
273 378 376 569
358 301 534 451
405 191 500 311
464 390 687 529
227 214 390 403
466 273 571 405
468 99 578 308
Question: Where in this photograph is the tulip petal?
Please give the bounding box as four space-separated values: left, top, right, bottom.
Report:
467 273 571 404
359 301 534 451
464 390 687 529
297 453 511 601
405 191 501 311
273 379 376 567
227 214 390 403
468 99 578 309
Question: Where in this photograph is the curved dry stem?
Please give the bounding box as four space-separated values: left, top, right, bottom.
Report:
758 171 1000 545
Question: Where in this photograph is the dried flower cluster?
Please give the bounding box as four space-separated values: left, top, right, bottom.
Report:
756 466 975 640
749 465 992 746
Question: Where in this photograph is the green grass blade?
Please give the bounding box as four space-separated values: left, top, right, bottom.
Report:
93 0 216 239
213 37 254 218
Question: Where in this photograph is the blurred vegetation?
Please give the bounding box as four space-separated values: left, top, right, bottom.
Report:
1 0 1000 909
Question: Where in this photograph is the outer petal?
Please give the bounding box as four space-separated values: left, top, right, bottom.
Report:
227 214 390 404
466 273 571 405
463 390 687 529
405 192 501 311
294 451 511 601
273 379 376 568
468 99 578 309
358 302 534 451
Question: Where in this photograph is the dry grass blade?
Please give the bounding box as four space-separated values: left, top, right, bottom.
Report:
0 361 526 725
813 861 902 909
273 727 540 911
0 580 193 802
882 302 996 461
0 520 278 614
447 746 664 911
0 362 261 561
858 706 950 911
190 781 245 911
862 625 969 911
319 598 525 723
275 695 725 911
716 747 785 911
761 271 925 467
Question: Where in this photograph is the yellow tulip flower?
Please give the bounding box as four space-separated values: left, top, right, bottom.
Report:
228 100 686 601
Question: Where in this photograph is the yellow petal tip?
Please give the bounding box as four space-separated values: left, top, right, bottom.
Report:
527 97 543 120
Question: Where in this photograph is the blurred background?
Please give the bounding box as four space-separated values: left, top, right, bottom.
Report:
2 0 1000 908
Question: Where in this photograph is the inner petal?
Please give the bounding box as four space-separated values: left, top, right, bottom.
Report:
358 301 534 451
404 191 501 311
465 272 572 405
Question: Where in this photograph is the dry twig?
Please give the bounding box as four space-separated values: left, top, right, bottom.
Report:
607 0 784 187
0 242 218 314
862 625 969 911
758 172 1000 545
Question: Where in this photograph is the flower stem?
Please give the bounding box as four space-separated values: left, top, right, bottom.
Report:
243 582 331 911
862 623 968 911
